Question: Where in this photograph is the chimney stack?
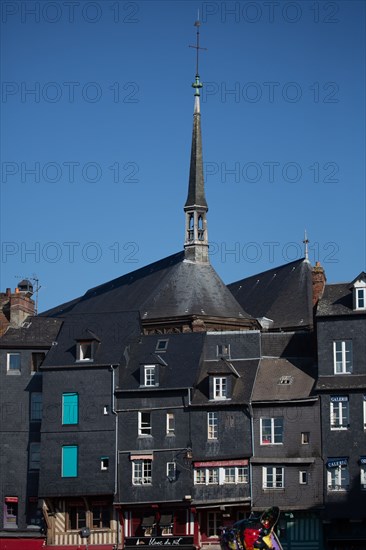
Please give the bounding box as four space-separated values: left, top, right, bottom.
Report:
312 261 326 307
0 284 35 336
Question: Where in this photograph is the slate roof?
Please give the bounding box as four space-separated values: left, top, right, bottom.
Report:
316 280 366 317
118 332 205 390
227 258 313 330
185 107 207 209
192 358 259 406
261 331 315 358
251 357 316 402
316 375 366 391
42 251 252 321
0 316 62 348
41 311 141 368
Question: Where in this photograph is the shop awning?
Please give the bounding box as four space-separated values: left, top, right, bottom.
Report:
194 459 248 467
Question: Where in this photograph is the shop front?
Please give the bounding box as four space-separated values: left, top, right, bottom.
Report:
121 505 198 550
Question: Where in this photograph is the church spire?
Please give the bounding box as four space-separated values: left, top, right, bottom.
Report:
184 18 209 263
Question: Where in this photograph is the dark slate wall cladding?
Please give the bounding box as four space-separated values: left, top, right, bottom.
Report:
317 313 366 519
39 368 116 497
251 460 323 510
118 395 190 450
192 481 250 504
191 408 251 459
320 393 365 457
0 349 44 530
118 449 193 504
320 392 366 519
0 434 30 530
41 368 115 432
204 331 261 360
317 316 366 376
39 430 115 497
253 403 321 459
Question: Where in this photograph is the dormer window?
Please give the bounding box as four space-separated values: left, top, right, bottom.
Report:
217 344 231 358
144 365 156 386
278 376 293 385
356 288 365 309
213 376 228 400
156 339 168 352
77 340 94 362
140 364 159 387
352 274 366 310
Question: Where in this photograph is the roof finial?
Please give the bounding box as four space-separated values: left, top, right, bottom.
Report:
303 229 310 261
189 13 207 99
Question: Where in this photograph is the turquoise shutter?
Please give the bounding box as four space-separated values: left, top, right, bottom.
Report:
62 393 79 425
62 445 78 477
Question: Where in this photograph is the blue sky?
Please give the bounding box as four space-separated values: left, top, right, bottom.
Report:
1 0 365 312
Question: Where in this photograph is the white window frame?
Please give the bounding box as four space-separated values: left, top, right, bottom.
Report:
330 397 349 430
132 460 152 485
100 457 109 471
166 412 175 435
333 340 353 374
7 352 21 373
327 464 349 492
224 466 249 484
363 396 366 430
144 365 156 387
194 466 248 485
262 466 284 489
77 341 93 362
260 417 284 445
213 376 227 400
299 470 308 485
355 287 366 309
138 411 152 436
207 412 218 440
361 464 366 490
195 468 206 484
301 432 310 444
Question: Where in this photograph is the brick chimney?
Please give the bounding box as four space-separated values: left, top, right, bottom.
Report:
0 285 35 336
312 261 326 306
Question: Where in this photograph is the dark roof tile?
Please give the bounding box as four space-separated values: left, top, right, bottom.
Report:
42 251 252 321
0 316 62 347
228 259 313 329
251 358 316 402
41 311 141 368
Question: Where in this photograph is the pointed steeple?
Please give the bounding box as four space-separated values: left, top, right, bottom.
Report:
184 19 209 263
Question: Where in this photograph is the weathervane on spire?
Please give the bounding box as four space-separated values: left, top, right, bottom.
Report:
189 11 207 96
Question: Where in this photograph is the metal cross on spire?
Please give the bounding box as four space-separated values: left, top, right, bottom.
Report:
189 12 207 96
